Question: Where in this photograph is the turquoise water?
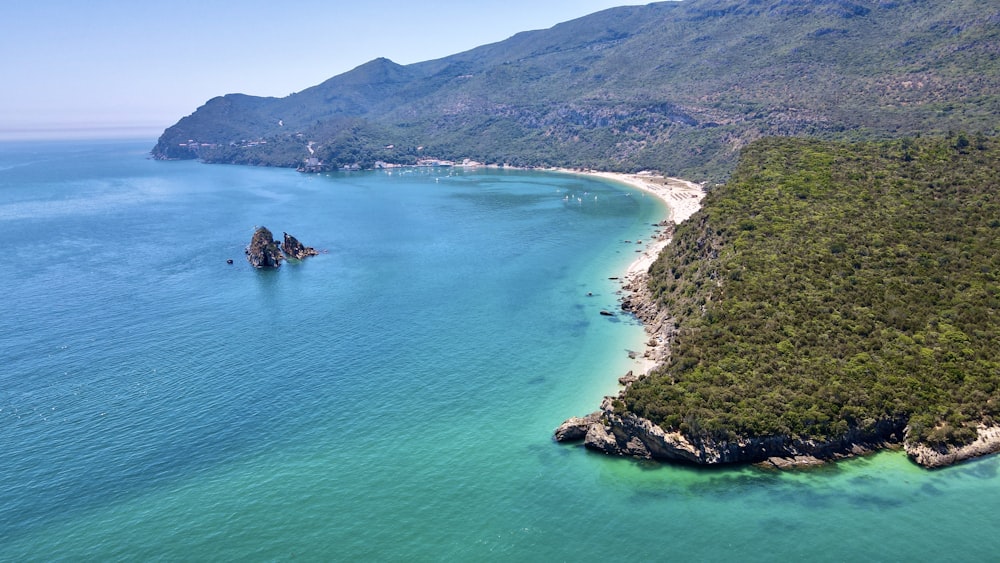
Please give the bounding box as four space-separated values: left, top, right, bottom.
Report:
1 140 998 561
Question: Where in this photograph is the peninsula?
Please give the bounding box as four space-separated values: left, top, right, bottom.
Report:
558 135 1000 469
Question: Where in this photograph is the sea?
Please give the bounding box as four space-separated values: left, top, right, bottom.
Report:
1 139 997 561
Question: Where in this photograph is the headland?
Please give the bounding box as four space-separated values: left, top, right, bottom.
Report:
555 139 1000 470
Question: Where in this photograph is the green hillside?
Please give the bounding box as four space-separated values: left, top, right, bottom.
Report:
625 134 1000 448
153 0 1000 182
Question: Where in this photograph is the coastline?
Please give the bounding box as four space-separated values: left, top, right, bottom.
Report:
552 171 911 469
553 171 1000 471
554 169 705 377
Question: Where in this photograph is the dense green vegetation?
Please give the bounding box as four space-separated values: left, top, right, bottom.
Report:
154 0 999 183
625 135 1000 447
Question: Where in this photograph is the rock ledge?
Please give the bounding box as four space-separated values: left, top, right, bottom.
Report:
904 425 1000 468
555 396 907 467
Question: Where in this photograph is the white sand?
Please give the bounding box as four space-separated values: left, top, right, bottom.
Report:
584 172 704 225
555 170 705 376
561 170 704 278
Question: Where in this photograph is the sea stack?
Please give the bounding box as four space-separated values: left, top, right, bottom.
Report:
282 232 319 260
246 227 284 269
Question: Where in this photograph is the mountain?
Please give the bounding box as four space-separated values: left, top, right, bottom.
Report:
153 0 999 182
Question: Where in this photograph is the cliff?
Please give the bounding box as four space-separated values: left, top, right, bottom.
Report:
557 396 906 468
557 395 1000 469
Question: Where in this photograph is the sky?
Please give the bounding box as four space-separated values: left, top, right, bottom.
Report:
0 0 636 140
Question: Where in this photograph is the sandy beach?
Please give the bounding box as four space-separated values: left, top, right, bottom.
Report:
557 169 705 377
583 172 703 275
558 168 704 281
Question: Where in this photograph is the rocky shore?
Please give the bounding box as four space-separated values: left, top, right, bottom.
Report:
904 425 1000 468
554 250 910 469
557 391 1000 469
556 395 915 468
554 173 1000 470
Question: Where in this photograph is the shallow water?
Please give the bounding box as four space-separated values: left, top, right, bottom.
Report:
1 140 997 561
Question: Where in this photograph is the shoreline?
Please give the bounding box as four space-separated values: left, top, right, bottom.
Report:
553 169 705 377
551 171 1000 471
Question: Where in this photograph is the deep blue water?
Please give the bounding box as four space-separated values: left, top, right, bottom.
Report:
1 139 998 561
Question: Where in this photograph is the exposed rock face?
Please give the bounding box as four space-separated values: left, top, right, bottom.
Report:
556 381 1000 469
554 413 602 442
619 262 674 370
246 227 284 269
283 232 319 260
244 227 319 268
905 425 1000 468
618 371 639 386
556 396 908 467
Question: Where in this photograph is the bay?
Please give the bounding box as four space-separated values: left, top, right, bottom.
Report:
0 140 997 561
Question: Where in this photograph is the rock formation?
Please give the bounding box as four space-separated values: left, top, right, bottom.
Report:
282 232 319 260
246 227 284 269
904 425 1000 468
244 227 319 268
554 413 602 442
556 396 907 467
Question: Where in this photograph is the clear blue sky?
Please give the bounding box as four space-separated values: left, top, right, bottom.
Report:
0 0 636 139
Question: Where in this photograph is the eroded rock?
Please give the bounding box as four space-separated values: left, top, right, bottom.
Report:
245 227 319 268
557 394 909 467
618 371 639 386
246 227 284 269
283 232 319 260
905 425 1000 468
554 412 602 442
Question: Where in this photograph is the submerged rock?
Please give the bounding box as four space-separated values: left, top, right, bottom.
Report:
246 227 284 269
282 232 319 260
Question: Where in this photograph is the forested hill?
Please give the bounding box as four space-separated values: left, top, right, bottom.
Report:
153 0 999 182
626 134 1000 453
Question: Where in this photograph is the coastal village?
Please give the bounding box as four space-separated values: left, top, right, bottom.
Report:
172 135 486 173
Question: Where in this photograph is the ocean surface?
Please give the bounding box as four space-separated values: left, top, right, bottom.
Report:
1 139 998 561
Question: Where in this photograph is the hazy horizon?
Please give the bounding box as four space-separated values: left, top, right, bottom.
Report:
0 0 638 140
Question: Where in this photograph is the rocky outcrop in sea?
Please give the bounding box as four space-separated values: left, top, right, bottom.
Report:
282 232 319 260
245 227 318 268
246 227 284 269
